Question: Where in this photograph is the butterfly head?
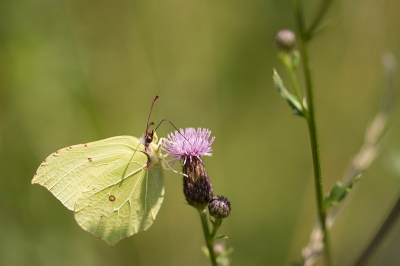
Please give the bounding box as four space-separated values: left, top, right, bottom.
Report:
144 129 156 147
141 130 161 166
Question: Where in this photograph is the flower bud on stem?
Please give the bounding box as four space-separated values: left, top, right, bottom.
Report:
163 128 221 265
274 29 297 52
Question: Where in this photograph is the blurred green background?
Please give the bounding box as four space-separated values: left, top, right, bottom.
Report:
1 0 400 265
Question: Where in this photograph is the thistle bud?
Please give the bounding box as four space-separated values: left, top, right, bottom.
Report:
208 195 231 219
183 157 214 209
274 29 296 52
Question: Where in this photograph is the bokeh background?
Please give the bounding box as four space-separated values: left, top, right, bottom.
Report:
1 0 400 265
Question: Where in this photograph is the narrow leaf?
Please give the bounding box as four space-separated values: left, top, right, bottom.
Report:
273 69 304 116
324 174 362 207
214 234 229 240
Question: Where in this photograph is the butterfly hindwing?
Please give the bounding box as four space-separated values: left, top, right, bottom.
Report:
74 152 165 245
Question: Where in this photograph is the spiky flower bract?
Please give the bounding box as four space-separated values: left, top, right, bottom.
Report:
183 157 214 208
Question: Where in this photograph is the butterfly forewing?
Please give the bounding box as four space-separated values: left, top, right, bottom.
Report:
32 136 145 210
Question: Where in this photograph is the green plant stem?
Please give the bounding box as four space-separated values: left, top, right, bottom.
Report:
293 0 332 265
199 209 217 266
211 219 222 238
354 194 400 266
288 68 307 115
306 0 335 39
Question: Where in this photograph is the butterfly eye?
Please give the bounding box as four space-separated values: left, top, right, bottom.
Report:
109 195 116 201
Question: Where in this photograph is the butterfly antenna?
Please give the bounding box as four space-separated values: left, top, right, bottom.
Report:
155 119 192 145
146 95 159 132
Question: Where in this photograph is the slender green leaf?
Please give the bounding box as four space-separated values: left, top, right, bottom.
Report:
214 234 229 240
324 174 362 207
273 69 304 116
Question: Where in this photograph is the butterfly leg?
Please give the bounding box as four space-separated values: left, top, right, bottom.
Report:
156 137 166 157
161 157 188 177
157 138 173 159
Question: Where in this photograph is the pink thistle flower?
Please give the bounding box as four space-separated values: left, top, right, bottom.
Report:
163 128 215 165
163 127 215 208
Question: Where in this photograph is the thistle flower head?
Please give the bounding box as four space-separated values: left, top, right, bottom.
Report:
163 127 215 209
163 128 215 165
208 195 231 219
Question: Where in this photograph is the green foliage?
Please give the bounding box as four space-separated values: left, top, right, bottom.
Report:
273 69 304 116
214 234 229 240
279 51 300 72
201 245 234 266
324 175 361 208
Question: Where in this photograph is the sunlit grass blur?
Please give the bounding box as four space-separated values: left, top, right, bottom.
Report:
1 1 400 265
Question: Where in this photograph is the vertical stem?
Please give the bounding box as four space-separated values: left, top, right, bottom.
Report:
288 68 307 114
292 0 332 265
199 209 218 266
211 219 222 238
354 195 400 266
306 0 335 38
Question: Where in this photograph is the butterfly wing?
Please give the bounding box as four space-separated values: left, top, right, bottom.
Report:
74 155 164 245
31 136 165 245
